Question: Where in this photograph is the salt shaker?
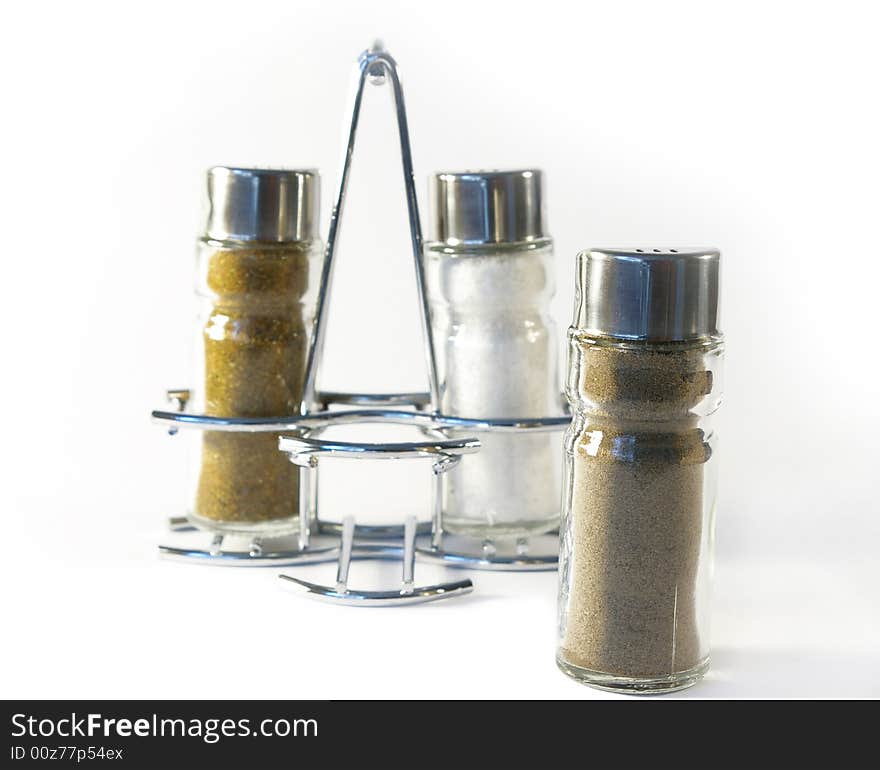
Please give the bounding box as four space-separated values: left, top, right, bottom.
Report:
424 170 561 538
189 167 323 535
557 247 724 693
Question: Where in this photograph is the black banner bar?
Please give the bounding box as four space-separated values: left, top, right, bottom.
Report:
0 700 862 765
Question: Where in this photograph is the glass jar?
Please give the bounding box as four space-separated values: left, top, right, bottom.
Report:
424 170 561 538
188 167 322 536
557 247 724 694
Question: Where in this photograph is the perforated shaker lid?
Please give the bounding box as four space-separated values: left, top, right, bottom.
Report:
203 166 320 242
428 169 547 245
573 247 721 341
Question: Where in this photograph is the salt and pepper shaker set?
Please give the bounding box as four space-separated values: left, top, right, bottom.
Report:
154 47 724 694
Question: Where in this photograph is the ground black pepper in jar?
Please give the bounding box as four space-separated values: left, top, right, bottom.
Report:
557 247 724 694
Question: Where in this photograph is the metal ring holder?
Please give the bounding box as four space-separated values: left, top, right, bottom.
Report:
152 44 570 603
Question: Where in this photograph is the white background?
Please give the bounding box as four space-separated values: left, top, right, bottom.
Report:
2 0 878 699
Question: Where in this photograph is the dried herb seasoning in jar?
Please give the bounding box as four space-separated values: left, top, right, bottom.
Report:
557 247 724 694
189 167 322 535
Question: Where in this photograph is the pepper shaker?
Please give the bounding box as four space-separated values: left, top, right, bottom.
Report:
557 247 724 693
424 170 562 538
189 167 323 535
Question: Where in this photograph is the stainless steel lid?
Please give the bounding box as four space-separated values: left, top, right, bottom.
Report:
573 248 721 341
428 169 547 246
203 166 319 242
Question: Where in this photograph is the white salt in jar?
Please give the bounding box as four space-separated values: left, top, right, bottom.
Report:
424 170 562 538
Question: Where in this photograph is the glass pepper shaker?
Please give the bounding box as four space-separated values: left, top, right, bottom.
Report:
557 247 724 693
424 170 562 538
188 167 322 535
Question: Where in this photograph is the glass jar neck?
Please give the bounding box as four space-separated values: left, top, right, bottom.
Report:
424 237 552 255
